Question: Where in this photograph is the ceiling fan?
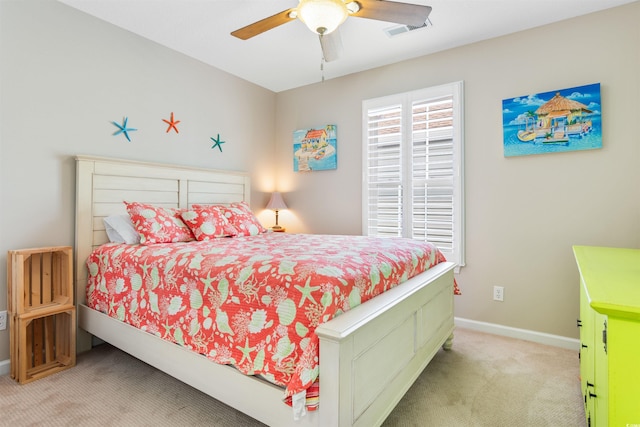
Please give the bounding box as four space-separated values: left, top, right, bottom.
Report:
231 0 432 62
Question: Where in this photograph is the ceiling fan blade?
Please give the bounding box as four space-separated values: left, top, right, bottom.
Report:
353 0 432 27
319 30 343 62
231 9 296 40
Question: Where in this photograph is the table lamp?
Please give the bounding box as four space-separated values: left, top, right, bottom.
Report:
266 192 288 231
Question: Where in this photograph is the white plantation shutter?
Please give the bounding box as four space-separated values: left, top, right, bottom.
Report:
364 103 403 237
411 96 454 250
363 82 464 267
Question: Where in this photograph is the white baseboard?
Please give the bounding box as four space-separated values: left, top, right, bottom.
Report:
0 359 9 377
455 317 579 351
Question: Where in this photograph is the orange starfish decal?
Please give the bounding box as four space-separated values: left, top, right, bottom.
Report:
163 112 180 133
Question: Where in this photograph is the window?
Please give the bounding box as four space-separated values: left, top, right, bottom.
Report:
362 81 464 268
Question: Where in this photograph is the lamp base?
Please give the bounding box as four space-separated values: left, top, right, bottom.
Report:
271 225 285 232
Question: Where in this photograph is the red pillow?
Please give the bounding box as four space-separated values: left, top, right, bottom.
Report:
180 207 238 240
194 201 267 237
125 202 194 245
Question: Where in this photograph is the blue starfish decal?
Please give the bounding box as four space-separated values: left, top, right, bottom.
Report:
112 117 137 142
210 134 226 152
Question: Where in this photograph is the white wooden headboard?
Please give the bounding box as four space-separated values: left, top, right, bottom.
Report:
74 155 250 318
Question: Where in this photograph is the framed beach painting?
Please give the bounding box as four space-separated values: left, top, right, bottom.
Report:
293 125 337 171
502 83 602 157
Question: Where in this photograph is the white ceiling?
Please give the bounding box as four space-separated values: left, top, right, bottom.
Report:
58 0 636 92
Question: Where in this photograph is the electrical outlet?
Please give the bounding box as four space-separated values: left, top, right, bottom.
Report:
0 310 7 330
493 286 504 302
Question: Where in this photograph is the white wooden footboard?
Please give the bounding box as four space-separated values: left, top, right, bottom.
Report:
316 261 455 426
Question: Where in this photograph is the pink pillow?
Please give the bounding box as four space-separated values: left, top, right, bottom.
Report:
125 202 194 245
194 201 267 237
180 207 238 240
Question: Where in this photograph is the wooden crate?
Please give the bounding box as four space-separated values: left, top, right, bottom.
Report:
8 246 73 315
11 308 76 384
7 246 76 383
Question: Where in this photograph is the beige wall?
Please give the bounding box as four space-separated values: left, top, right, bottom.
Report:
275 2 640 339
0 0 277 362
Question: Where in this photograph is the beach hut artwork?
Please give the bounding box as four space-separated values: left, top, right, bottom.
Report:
293 125 337 171
502 83 601 157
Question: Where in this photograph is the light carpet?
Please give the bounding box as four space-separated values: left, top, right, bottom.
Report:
0 328 585 426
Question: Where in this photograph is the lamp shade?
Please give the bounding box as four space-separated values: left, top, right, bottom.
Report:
266 192 288 211
297 0 348 35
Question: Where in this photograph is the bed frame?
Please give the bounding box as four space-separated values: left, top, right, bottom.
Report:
74 155 456 426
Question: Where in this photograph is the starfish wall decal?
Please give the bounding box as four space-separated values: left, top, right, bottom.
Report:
163 112 180 133
210 134 226 152
112 117 137 142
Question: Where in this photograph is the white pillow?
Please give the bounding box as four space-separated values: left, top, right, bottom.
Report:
103 214 140 244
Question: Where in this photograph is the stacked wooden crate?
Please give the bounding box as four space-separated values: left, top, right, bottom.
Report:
8 246 76 384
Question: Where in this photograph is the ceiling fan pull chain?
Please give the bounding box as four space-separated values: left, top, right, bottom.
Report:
321 57 325 82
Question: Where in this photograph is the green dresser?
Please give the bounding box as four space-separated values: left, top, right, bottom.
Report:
574 246 640 427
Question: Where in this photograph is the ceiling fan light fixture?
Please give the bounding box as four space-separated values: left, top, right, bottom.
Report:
297 0 348 35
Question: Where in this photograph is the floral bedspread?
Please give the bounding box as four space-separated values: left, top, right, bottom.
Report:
86 233 453 401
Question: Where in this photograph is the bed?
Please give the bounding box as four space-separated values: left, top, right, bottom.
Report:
74 155 456 426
